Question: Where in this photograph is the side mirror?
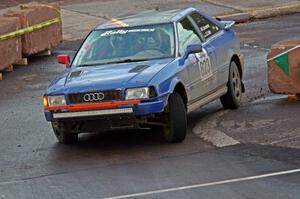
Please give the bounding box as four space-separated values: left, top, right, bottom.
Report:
179 44 203 65
56 55 70 68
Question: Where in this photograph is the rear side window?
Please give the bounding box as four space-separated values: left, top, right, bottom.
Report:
177 17 202 55
190 13 220 40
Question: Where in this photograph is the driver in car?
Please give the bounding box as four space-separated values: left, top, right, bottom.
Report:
143 29 171 56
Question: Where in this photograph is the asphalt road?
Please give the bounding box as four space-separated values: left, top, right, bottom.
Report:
0 14 300 199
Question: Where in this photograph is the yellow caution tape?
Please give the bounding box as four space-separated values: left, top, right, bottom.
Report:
19 3 60 14
0 3 61 41
0 17 61 41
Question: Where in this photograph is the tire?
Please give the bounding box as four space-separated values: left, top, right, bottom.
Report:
220 61 242 109
163 93 187 143
51 121 78 144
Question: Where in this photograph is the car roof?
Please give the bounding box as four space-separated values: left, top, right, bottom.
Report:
95 7 197 29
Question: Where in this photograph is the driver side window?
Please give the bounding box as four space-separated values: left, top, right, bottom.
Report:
177 17 202 56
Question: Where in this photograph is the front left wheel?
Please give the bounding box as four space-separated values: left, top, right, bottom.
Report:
163 93 187 143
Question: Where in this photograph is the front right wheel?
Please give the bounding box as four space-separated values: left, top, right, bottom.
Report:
220 61 242 109
163 93 187 143
52 121 78 144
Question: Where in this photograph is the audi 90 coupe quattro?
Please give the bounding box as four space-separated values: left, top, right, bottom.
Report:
43 7 244 144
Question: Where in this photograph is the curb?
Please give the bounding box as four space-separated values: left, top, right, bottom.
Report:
192 110 240 148
217 12 252 23
217 2 300 23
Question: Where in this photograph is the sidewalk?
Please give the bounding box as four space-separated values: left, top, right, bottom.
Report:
60 0 300 41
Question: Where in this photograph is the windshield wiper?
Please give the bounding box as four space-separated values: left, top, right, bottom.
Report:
76 59 148 67
104 58 149 65
76 63 102 67
123 58 149 63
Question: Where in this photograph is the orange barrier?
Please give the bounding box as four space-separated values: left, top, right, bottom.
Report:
0 17 22 72
267 40 300 95
4 2 62 56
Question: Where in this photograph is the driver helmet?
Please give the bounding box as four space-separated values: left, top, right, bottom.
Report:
145 30 162 49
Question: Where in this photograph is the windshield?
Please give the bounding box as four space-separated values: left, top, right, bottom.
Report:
72 23 175 67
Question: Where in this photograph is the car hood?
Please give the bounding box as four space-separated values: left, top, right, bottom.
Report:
48 58 173 94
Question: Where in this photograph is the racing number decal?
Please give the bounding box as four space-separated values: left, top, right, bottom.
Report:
195 48 212 80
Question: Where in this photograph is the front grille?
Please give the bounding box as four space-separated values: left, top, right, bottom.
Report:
68 90 121 104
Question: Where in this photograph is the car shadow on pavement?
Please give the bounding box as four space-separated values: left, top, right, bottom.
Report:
78 129 164 147
46 124 214 172
41 102 225 172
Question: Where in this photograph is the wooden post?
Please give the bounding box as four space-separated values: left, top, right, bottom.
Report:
34 49 52 57
5 65 13 72
15 58 28 66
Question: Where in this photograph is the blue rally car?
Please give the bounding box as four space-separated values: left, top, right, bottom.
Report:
43 7 244 144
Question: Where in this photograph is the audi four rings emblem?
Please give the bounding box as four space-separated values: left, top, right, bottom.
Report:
83 92 105 102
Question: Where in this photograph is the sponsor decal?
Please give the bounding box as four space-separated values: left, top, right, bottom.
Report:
195 48 212 80
110 18 129 27
100 28 155 37
200 24 210 32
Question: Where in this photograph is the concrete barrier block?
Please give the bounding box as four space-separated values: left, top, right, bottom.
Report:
0 17 22 71
267 40 300 94
5 3 62 56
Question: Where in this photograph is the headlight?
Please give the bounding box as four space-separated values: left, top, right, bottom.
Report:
47 95 66 107
125 87 149 100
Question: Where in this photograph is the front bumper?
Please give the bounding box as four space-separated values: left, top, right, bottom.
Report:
44 99 165 122
52 108 134 119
